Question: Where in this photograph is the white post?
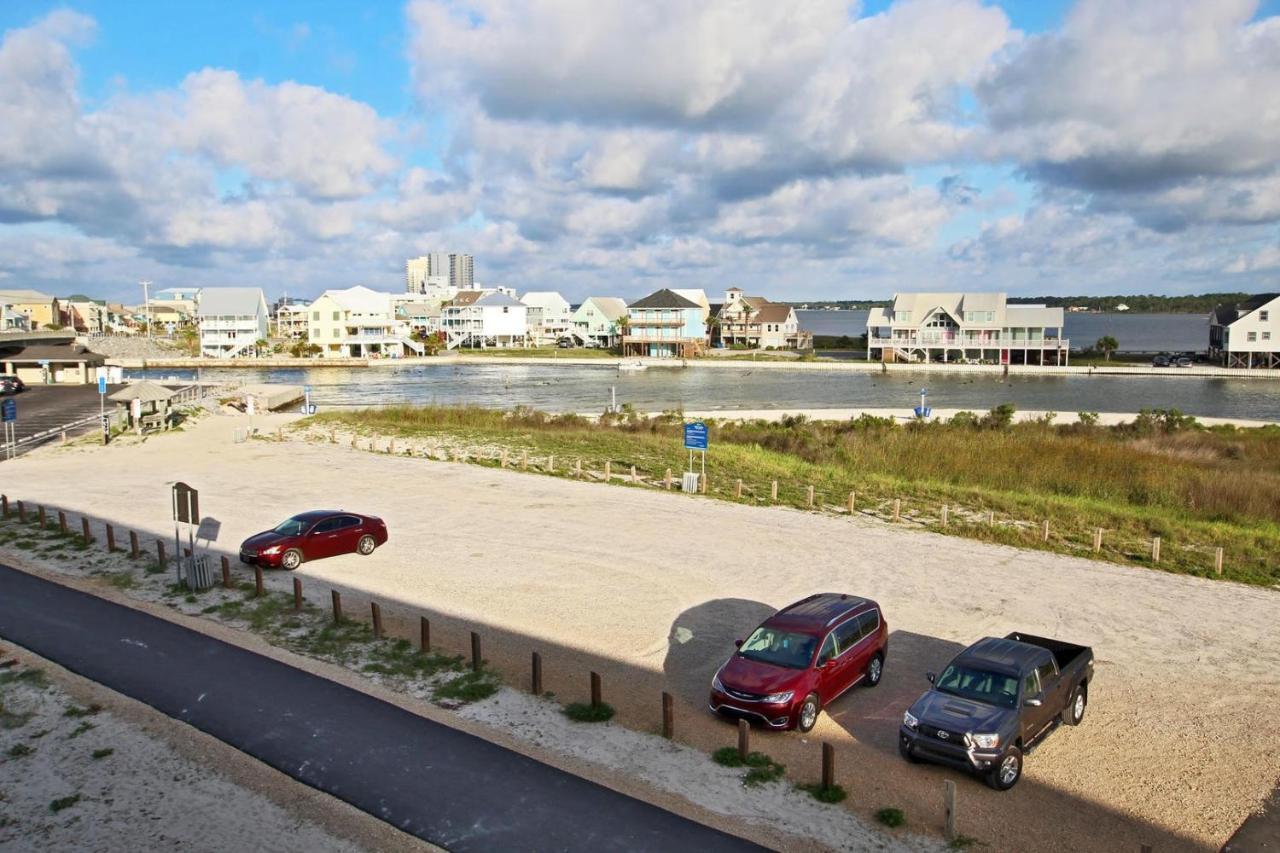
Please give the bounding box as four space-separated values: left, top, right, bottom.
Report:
141 280 153 340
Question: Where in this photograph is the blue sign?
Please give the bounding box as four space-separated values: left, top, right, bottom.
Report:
98 375 107 394
1 399 15 422
304 385 312 394
683 421 708 450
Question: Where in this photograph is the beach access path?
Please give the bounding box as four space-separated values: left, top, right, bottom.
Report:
0 563 762 853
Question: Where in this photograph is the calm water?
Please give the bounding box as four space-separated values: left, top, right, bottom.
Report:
134 362 1280 421
797 310 1209 352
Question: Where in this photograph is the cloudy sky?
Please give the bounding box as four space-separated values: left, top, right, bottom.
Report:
1 0 1279 304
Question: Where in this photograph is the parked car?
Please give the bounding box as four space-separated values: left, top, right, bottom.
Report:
0 374 25 393
1151 355 1170 367
709 593 888 732
1174 356 1193 367
899 632 1094 790
556 337 575 348
582 339 601 349
239 510 387 570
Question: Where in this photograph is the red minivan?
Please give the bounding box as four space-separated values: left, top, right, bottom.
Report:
709 593 888 732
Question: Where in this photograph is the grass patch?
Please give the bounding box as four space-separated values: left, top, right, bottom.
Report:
563 701 615 723
144 560 166 575
948 835 983 850
0 668 48 690
67 721 95 739
433 670 499 704
798 782 848 803
63 704 101 718
91 748 114 760
6 743 33 758
48 794 80 813
711 748 786 785
875 806 906 827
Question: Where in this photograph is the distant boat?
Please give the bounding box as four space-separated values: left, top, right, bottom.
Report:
618 360 647 373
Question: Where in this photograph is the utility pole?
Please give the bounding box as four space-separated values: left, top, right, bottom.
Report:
141 280 153 339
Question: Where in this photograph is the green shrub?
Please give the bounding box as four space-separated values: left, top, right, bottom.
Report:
875 806 905 827
564 701 615 722
799 782 848 803
49 794 80 813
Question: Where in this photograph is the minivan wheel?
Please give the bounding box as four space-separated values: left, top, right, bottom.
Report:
865 653 884 687
356 535 376 555
796 694 820 733
281 549 302 571
1063 686 1086 726
986 746 1023 791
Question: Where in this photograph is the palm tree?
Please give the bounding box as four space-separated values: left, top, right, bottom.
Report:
1095 336 1119 361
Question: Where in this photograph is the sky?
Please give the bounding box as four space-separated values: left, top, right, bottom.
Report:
1 0 1279 304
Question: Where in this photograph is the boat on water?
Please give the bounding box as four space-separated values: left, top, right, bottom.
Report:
617 359 647 373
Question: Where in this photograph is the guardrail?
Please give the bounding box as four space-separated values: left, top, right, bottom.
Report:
1 411 120 462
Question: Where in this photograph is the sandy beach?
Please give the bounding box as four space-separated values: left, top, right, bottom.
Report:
1 412 1277 852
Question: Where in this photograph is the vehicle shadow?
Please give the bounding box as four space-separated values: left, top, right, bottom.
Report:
661 597 776 702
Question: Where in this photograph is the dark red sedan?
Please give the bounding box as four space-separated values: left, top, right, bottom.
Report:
239 510 387 570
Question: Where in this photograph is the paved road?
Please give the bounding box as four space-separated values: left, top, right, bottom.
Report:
1 385 118 443
0 564 765 852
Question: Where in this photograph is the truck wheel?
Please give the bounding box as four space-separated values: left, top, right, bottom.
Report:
1063 686 1086 726
864 653 884 687
281 549 302 571
898 738 919 763
796 693 820 733
986 746 1022 791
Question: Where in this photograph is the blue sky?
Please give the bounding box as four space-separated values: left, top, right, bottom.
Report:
1 1 1278 303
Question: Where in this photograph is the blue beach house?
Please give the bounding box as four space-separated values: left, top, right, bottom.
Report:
623 288 707 358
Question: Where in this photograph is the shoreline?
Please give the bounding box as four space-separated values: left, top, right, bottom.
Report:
109 353 1280 380
666 407 1276 428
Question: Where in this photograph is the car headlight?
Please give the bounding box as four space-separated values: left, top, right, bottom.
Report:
711 672 725 692
760 691 794 704
262 546 281 555
969 732 1000 749
903 710 918 729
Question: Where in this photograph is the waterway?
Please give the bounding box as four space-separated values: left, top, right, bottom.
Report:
132 362 1280 422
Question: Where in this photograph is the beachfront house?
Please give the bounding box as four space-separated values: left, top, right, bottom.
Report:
1210 293 1279 369
66 298 108 335
274 302 311 339
866 292 1068 365
395 300 442 337
623 288 707 358
441 290 528 349
571 296 628 347
196 287 270 358
0 289 65 330
716 288 811 350
520 291 573 345
306 285 424 359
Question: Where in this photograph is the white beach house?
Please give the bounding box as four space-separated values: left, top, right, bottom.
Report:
519 291 574 344
441 290 528 349
306 285 424 359
1210 293 1279 369
867 292 1068 365
196 287 270 358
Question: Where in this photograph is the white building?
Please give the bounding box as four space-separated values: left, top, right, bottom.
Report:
406 253 473 296
306 285 424 359
519 291 573 344
866 292 1068 365
154 287 202 303
571 296 627 347
275 302 311 339
441 290 528 349
717 288 810 350
1210 293 1279 369
196 288 270 359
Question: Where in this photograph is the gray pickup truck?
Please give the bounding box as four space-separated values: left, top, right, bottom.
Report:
898 632 1094 790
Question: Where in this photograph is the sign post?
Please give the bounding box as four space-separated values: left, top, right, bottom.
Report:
98 374 109 444
1 398 15 459
171 482 199 586
301 385 316 415
913 387 931 419
683 421 708 491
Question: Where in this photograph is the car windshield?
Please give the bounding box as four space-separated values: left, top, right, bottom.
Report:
935 664 1020 709
271 516 310 536
738 627 817 670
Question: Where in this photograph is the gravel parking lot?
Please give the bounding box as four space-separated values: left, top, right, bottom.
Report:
2 412 1277 853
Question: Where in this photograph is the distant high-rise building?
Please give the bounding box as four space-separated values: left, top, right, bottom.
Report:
406 253 473 296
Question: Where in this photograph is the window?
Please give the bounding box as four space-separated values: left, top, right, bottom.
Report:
833 619 862 653
1023 671 1040 698
1034 660 1056 687
333 311 340 321
936 665 1021 709
311 311 320 320
738 627 818 670
338 516 362 530
1248 331 1257 342
1264 332 1272 341
1261 310 1269 322
857 609 880 642
816 633 838 667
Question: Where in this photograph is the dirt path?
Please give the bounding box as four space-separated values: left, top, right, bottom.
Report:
2 413 1277 852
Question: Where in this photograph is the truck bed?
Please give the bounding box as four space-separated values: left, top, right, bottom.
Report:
1005 632 1090 673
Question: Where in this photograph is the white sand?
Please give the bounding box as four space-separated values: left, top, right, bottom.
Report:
2 411 1278 853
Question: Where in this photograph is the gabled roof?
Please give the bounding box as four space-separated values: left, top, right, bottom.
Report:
629 288 699 309
519 291 571 311
0 289 57 303
108 381 175 403
1214 293 1280 326
448 290 486 307
577 296 628 320
315 285 394 314
755 303 794 323
196 287 267 318
473 291 524 307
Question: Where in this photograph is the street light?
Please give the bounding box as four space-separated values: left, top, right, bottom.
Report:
141 280 152 339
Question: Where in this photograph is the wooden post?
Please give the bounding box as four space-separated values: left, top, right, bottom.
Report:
254 565 264 597
500 449 508 468
664 468 673 490
531 652 543 695
1214 547 1224 576
130 531 140 559
821 742 835 790
548 454 555 473
331 590 343 624
16 500 26 522
58 511 68 534
701 473 707 494
631 465 638 484
848 492 856 514
590 671 602 708
1151 536 1161 563
737 718 750 761
277 427 283 442
806 485 815 508
371 602 383 639
575 459 582 479
420 617 431 653
771 481 778 501
471 631 482 672
944 779 957 842
81 516 92 542
893 499 901 521
604 460 611 480
293 577 303 610
0 495 7 517
735 479 742 499
106 524 116 552
1042 519 1050 542
389 438 396 455
521 450 528 471
221 556 231 588
1093 528 1103 552
662 691 674 739
941 504 949 526
987 510 994 525
37 505 46 527
156 539 166 567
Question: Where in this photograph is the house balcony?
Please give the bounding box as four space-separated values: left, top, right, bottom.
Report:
628 317 686 327
869 333 1068 349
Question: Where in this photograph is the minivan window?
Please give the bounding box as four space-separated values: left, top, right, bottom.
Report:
738 627 817 670
816 633 837 667
833 618 861 653
857 609 880 641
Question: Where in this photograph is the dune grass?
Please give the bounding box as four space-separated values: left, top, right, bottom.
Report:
305 404 1280 586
